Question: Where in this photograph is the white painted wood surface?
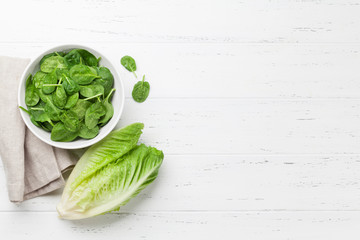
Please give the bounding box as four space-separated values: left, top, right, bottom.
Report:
1 0 360 239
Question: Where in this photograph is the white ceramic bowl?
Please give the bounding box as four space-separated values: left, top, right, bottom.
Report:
18 44 124 149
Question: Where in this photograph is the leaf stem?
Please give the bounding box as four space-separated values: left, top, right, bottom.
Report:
30 107 45 111
63 74 70 84
48 120 55 127
132 71 137 78
19 106 29 114
42 84 61 87
105 88 116 102
83 93 103 101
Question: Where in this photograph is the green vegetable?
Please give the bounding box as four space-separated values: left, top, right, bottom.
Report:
20 103 54 127
64 49 82 67
66 123 143 192
29 101 52 123
70 64 100 85
52 82 67 109
51 122 78 142
85 102 106 129
33 71 47 88
64 92 79 109
79 84 104 98
44 97 62 121
60 111 80 132
24 48 116 141
39 52 65 66
120 55 137 78
70 99 91 120
132 75 150 103
41 121 54 132
42 71 58 94
25 75 40 107
62 74 79 95
99 88 115 126
93 66 114 96
57 123 164 220
78 123 99 139
37 88 49 103
77 49 100 67
40 56 67 73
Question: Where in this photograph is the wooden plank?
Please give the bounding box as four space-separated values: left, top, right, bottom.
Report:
1 155 360 211
1 43 360 98
1 0 360 43
118 99 360 154
1 211 360 239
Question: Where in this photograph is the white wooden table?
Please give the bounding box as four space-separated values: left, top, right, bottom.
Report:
1 0 360 239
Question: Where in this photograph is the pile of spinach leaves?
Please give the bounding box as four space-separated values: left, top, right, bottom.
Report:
21 49 116 142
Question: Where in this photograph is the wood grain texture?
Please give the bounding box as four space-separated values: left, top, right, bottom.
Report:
1 0 360 238
2 43 360 98
1 212 360 240
1 0 360 43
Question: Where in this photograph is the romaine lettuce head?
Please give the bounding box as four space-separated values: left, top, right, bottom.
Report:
57 123 164 220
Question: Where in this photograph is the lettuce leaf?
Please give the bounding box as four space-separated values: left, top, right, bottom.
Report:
67 122 144 194
57 123 164 220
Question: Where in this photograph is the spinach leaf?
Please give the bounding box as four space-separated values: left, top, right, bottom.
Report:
53 83 67 109
64 49 82 67
31 116 42 128
51 122 78 142
93 66 114 96
40 52 65 66
26 101 54 128
77 49 99 67
70 99 92 120
64 92 79 109
121 55 137 78
38 88 50 103
85 102 106 129
25 74 40 107
60 111 80 132
33 71 47 88
78 123 99 139
132 75 150 103
62 74 79 95
40 56 67 73
79 84 104 98
41 121 54 132
56 68 69 80
70 64 100 85
44 97 62 121
99 88 115 126
42 71 58 94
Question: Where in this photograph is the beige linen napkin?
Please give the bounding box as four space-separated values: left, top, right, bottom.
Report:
0 56 77 203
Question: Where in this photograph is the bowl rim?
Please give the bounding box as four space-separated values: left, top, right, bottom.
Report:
18 44 125 149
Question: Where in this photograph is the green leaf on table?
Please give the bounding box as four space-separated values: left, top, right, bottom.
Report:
120 55 137 78
132 75 150 103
